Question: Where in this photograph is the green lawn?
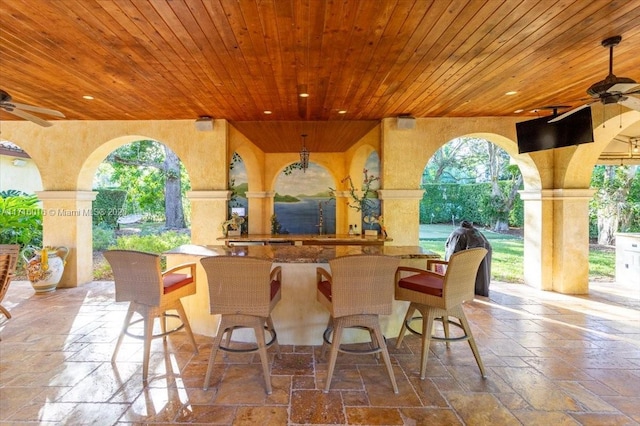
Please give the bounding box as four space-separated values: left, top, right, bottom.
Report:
419 239 615 283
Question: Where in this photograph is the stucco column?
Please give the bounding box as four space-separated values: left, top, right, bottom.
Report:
378 189 424 246
187 190 230 245
550 188 595 294
519 190 553 291
520 188 594 294
35 190 98 287
245 191 272 234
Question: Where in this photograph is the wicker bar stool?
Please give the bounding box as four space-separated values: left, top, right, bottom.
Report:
0 244 20 320
316 254 400 393
199 256 282 394
395 247 488 380
104 250 198 383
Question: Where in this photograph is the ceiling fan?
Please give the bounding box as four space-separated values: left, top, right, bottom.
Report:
0 89 65 127
549 35 640 123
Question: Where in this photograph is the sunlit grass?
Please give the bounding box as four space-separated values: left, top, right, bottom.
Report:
419 239 615 283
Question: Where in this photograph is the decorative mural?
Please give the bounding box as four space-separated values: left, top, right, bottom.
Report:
274 163 336 234
228 153 248 233
228 151 381 235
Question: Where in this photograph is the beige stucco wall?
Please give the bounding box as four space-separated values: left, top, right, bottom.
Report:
1 109 638 293
0 155 43 194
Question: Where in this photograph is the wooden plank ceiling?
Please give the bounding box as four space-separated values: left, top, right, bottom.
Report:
1 0 639 153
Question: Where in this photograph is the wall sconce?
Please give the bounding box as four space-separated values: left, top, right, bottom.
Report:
195 116 213 131
12 158 27 167
299 134 309 172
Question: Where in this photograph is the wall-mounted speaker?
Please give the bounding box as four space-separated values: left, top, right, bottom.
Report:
195 116 214 131
397 116 415 130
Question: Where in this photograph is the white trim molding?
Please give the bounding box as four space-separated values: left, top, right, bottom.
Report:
187 190 231 200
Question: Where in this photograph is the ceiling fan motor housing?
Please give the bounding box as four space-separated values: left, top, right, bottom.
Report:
588 75 637 98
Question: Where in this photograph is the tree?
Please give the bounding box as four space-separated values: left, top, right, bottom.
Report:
98 140 188 229
591 165 638 245
486 142 523 231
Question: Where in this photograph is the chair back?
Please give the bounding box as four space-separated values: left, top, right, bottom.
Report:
0 245 20 273
328 254 400 318
104 250 164 305
0 245 20 302
200 256 274 317
442 247 487 307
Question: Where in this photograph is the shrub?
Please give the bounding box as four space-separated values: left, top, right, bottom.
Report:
110 230 191 254
93 224 116 251
92 189 127 227
0 192 43 248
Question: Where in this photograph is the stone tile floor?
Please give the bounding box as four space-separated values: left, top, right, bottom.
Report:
0 279 638 425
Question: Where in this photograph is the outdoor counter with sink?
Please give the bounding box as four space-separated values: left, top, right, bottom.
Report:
165 244 439 345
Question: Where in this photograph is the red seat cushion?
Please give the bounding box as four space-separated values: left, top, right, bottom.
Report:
270 279 281 300
398 273 443 297
163 273 194 294
317 279 332 301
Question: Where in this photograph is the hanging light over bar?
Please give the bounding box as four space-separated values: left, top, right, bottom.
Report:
300 133 309 172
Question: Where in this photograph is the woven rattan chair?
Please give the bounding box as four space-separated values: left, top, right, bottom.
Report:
104 250 198 383
316 254 401 393
0 244 20 320
395 247 488 380
200 256 282 394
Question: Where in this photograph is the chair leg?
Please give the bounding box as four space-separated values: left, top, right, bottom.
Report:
0 304 11 319
441 315 451 348
372 321 398 393
253 322 273 394
324 320 344 393
142 313 154 383
320 316 333 360
419 307 437 380
203 320 225 390
266 315 281 358
455 307 487 378
396 303 416 349
175 301 198 354
112 305 135 363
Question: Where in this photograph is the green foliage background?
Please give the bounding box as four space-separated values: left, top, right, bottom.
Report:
420 182 524 227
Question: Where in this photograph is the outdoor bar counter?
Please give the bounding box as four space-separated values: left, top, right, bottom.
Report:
165 244 439 345
218 233 391 246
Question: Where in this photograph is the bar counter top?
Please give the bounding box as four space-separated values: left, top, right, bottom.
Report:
217 233 391 245
165 243 438 263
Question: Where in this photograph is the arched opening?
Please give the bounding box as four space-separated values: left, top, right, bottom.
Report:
86 136 193 278
419 136 526 283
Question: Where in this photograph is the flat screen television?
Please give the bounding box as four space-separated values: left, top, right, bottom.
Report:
516 106 594 154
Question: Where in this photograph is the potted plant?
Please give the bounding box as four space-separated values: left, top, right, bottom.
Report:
221 212 245 237
341 169 381 236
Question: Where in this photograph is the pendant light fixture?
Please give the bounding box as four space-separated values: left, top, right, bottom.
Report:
299 133 309 172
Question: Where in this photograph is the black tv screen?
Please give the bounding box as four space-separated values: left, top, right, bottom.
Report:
516 106 594 154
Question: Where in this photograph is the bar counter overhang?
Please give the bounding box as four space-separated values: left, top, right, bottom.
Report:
165 244 439 345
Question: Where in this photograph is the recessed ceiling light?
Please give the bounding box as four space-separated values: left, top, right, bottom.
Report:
514 109 524 113
505 91 517 96
263 110 272 115
83 95 94 100
298 92 309 98
338 110 347 114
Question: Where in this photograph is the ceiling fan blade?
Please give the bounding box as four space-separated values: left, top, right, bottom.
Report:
607 83 640 94
9 102 65 118
5 108 53 127
548 103 591 123
619 95 640 112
